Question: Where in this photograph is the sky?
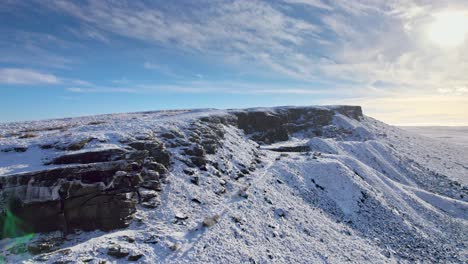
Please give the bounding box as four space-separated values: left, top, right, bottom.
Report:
1 0 468 125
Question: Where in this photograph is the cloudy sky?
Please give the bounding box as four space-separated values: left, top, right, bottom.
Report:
1 0 467 125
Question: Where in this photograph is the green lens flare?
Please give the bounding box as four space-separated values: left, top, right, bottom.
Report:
2 209 34 237
1 209 35 261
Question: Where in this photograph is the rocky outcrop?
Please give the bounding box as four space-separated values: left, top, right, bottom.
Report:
0 139 171 238
0 162 138 237
233 106 362 144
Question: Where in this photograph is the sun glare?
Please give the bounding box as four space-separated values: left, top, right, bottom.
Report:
428 11 468 47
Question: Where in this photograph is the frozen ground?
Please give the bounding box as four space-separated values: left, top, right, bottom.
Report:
0 107 467 263
400 126 468 148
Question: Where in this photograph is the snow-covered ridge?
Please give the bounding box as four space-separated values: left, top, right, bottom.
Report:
0 105 466 263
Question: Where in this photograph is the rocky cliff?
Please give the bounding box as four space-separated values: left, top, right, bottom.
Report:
0 106 363 239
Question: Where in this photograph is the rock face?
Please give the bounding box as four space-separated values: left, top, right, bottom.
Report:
0 162 138 237
0 139 171 238
233 106 362 144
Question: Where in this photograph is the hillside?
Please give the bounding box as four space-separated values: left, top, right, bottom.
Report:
0 106 467 263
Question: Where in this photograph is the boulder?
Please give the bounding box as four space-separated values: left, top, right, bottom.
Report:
203 214 220 227
107 245 129 258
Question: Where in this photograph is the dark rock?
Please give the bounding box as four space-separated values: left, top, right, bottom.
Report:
40 144 54 150
191 176 200 185
160 132 176 139
65 138 94 151
334 105 363 120
128 141 170 167
233 107 349 144
231 215 244 224
52 260 73 264
141 199 159 208
235 111 284 134
107 245 129 258
191 198 202 204
128 254 144 261
1 146 28 152
145 162 168 176
126 150 149 161
0 162 140 238
191 157 207 168
252 128 289 144
144 170 160 180
87 121 106 125
274 208 287 218
183 169 195 175
49 149 126 165
175 213 189 220
140 180 161 191
202 142 218 154
237 187 248 198
268 145 311 152
184 146 206 157
28 238 63 255
203 214 220 227
235 172 245 180
14 147 28 152
240 169 250 175
199 115 237 126
123 235 136 243
140 190 158 202
18 133 36 139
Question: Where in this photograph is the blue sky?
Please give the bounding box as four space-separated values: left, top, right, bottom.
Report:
1 0 467 125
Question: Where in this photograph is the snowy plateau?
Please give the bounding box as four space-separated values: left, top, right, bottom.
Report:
0 106 466 263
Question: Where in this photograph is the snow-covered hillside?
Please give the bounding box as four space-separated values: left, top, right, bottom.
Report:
0 106 466 263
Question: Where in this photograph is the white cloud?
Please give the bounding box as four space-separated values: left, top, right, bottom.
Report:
44 0 319 69
30 0 468 91
66 87 137 93
33 0 468 124
66 79 357 96
282 0 332 10
0 68 61 85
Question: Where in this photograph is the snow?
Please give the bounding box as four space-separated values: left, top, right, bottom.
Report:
0 107 467 263
400 126 468 148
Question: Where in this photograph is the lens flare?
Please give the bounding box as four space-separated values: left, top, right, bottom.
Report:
1 209 35 262
428 11 468 47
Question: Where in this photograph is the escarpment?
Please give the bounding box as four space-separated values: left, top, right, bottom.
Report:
0 106 363 238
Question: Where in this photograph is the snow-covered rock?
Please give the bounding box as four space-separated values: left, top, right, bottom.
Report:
0 106 466 263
